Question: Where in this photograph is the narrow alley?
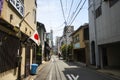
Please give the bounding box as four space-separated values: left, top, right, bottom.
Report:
0 0 120 80
29 55 120 80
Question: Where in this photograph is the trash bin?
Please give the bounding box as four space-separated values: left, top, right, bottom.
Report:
31 64 38 75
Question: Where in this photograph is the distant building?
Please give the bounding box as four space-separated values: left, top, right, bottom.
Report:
46 29 53 48
56 36 61 54
53 45 57 55
57 25 74 60
45 30 53 60
63 25 74 45
89 0 120 68
37 22 46 63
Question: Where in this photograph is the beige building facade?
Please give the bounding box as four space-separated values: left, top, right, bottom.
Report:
0 0 37 80
71 24 90 65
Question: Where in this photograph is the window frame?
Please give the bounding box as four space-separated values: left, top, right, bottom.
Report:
95 6 102 18
73 34 79 43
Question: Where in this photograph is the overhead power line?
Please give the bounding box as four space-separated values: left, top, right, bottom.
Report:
66 0 74 23
66 0 67 12
69 0 87 25
68 0 83 25
60 0 67 25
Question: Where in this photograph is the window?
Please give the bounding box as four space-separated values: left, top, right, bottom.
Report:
73 37 75 43
73 34 79 43
109 0 119 7
76 35 79 42
95 6 102 18
84 27 89 40
0 31 20 73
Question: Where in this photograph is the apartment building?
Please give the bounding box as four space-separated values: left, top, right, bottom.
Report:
0 0 37 79
46 30 53 48
70 24 90 65
89 0 120 68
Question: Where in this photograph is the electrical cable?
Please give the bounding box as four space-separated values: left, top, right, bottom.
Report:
69 0 87 25
68 0 82 24
66 0 74 23
60 0 67 25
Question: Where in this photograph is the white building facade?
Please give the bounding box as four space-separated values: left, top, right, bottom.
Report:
89 0 120 68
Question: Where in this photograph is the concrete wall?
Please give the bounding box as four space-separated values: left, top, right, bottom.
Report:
88 0 97 64
85 43 90 65
88 0 103 67
89 0 120 68
97 1 120 45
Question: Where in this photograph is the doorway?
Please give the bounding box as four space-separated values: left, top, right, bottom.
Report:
91 41 96 65
102 47 108 67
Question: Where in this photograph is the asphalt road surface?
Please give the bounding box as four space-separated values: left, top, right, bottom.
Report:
35 55 119 80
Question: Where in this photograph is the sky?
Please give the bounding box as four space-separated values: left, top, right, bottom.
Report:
36 0 88 44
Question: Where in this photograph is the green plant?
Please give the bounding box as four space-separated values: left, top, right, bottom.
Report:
67 44 73 55
61 44 67 59
36 45 42 55
36 45 42 64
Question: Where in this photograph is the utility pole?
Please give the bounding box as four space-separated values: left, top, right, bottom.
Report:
65 25 68 61
63 21 68 61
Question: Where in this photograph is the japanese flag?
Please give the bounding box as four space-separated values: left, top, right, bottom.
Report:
30 30 40 46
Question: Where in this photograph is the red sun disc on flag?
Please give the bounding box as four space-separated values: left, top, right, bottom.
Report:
34 34 39 40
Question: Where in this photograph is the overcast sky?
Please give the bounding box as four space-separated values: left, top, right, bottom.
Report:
36 0 88 43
